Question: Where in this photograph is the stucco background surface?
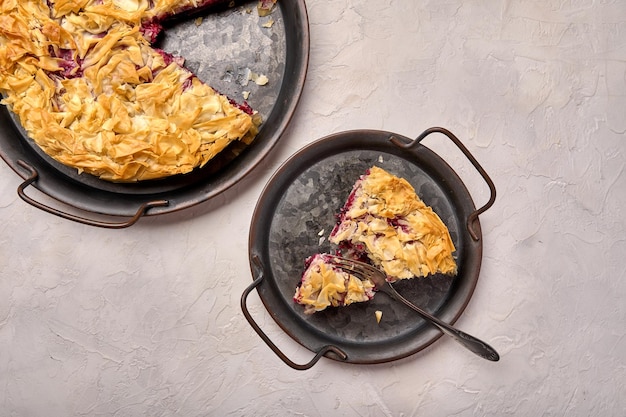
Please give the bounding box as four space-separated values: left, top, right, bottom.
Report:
1 1 625 416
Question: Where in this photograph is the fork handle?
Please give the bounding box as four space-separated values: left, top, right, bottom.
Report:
394 293 500 361
437 323 500 362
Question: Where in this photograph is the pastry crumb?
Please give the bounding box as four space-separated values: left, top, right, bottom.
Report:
245 70 269 86
257 0 277 16
375 310 383 324
253 74 269 86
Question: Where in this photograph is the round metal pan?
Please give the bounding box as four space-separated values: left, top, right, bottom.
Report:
0 0 309 227
241 128 496 369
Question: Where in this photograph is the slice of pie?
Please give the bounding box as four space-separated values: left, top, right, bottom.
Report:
293 253 375 315
0 0 261 181
329 166 457 281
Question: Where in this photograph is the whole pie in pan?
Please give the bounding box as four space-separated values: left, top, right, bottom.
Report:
0 0 261 181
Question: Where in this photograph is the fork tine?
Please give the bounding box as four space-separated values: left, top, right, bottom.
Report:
326 255 374 282
326 254 347 266
327 255 360 273
329 258 359 274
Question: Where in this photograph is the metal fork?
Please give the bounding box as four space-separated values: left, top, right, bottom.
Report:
327 255 500 361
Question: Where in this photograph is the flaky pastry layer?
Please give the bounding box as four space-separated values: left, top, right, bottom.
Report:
330 166 457 281
0 0 258 181
294 254 375 315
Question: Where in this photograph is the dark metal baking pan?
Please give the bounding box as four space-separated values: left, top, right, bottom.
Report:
0 0 309 228
241 127 496 369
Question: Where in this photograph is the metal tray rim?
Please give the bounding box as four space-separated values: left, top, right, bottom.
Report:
246 129 486 365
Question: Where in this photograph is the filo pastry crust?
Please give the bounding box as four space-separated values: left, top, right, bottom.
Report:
330 166 457 281
0 0 258 181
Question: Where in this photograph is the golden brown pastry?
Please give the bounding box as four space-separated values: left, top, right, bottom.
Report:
294 254 375 315
330 166 457 281
0 0 259 181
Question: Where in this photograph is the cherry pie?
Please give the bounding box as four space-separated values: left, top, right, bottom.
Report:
293 253 375 315
294 166 457 314
330 166 457 281
0 0 261 181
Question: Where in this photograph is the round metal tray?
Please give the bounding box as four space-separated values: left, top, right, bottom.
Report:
241 128 496 369
0 0 309 228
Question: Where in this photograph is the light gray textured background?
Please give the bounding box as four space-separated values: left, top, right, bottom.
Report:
1 1 625 416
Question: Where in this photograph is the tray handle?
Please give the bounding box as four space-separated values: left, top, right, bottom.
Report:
16 160 169 229
241 255 348 370
390 127 496 241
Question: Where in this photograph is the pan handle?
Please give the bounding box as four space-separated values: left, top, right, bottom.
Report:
16 160 169 229
241 255 349 370
390 127 496 241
